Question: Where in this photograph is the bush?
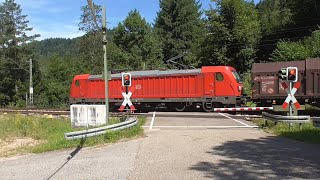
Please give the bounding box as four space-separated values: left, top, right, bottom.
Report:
242 71 252 96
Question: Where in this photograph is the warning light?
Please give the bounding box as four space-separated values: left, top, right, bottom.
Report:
121 73 131 86
278 68 287 80
289 69 295 75
286 67 298 82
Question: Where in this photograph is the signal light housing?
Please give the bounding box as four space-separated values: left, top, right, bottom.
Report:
286 67 298 82
121 73 131 86
278 68 287 80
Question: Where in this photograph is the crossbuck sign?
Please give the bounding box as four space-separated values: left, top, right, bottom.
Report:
119 92 136 111
281 81 301 109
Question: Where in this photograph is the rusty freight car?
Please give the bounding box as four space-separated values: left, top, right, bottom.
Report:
251 58 320 107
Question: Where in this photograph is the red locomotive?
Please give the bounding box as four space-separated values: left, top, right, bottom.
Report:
69 66 244 112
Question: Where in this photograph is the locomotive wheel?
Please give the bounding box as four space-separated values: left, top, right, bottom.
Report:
175 103 186 112
202 102 213 112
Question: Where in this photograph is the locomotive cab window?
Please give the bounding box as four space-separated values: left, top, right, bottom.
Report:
231 70 242 83
75 80 80 87
216 72 224 81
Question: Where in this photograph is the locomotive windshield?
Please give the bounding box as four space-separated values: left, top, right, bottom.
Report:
232 70 242 83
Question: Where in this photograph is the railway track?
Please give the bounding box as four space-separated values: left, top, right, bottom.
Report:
0 108 317 118
0 108 69 115
0 108 148 117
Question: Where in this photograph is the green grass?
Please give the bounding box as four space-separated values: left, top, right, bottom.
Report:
0 114 146 157
305 104 320 110
253 119 320 144
246 102 257 107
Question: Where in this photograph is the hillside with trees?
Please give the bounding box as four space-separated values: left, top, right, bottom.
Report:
0 0 319 108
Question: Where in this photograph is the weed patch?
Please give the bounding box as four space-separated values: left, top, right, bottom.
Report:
0 115 146 157
253 119 320 144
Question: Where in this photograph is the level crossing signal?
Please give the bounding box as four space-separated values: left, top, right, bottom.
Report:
281 81 301 109
278 67 298 82
278 68 287 80
122 73 131 87
286 67 298 82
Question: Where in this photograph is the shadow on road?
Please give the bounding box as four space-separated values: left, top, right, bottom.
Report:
190 136 320 179
46 138 86 180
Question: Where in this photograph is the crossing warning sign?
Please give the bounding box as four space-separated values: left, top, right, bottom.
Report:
281 81 301 109
119 91 136 111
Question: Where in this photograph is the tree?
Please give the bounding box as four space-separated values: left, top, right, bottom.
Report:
78 3 102 33
155 0 205 67
35 55 75 108
113 10 164 70
270 40 311 61
200 0 261 73
198 6 232 67
270 29 320 61
77 4 121 74
256 0 320 61
257 0 294 35
0 0 40 106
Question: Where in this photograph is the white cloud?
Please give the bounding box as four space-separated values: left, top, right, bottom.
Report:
28 22 84 40
9 0 84 40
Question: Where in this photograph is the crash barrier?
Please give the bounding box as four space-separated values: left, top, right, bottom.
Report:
262 112 310 126
64 116 138 140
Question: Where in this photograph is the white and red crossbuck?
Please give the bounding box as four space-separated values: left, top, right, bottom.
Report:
281 81 301 109
119 92 136 111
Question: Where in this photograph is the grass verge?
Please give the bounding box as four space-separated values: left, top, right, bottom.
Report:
0 114 146 157
253 119 320 144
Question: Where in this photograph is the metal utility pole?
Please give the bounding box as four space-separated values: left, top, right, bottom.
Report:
29 58 33 107
102 5 109 123
289 82 292 116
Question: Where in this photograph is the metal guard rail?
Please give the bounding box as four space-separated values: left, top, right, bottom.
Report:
64 116 138 140
262 112 310 123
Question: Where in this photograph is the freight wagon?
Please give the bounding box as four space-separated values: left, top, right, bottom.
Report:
69 66 244 112
251 58 320 107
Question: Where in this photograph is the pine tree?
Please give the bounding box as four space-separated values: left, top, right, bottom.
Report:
200 0 261 73
77 4 119 74
0 0 40 106
113 10 164 70
154 0 205 67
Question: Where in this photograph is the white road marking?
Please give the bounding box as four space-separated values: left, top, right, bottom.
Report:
149 111 156 130
142 125 258 128
218 113 251 127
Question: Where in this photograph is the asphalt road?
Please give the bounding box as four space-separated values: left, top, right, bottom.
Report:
0 112 320 179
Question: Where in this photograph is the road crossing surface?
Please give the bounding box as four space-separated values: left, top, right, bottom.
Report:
0 112 319 179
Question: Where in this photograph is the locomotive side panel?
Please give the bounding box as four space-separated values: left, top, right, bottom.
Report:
82 73 204 101
127 74 202 99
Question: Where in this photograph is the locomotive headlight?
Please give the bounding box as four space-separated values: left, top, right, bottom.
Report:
238 86 242 91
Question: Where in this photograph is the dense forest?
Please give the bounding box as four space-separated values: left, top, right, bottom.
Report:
0 0 319 108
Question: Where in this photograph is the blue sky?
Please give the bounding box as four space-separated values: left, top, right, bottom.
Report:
1 0 259 40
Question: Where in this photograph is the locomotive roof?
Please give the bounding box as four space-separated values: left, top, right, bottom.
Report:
89 69 202 79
